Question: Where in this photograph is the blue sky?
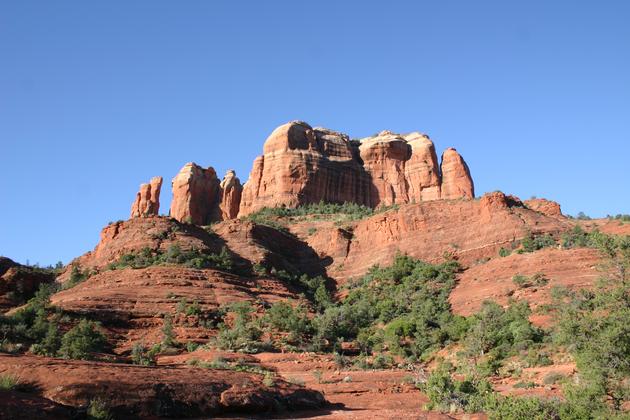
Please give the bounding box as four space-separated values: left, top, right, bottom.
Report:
1 1 629 266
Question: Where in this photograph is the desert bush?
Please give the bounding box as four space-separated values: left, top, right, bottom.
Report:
264 301 311 338
87 397 112 420
58 319 107 360
0 373 21 391
463 300 543 370
520 233 556 253
131 341 158 366
107 245 234 273
215 302 264 353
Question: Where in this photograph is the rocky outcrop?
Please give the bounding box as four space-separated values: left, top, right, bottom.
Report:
239 122 371 214
219 170 243 220
300 191 571 283
440 148 474 200
524 198 562 217
239 121 474 216
359 131 411 206
130 176 162 218
170 163 220 225
404 133 441 202
0 257 56 312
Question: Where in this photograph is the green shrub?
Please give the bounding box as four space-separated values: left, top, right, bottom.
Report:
463 300 543 369
520 233 556 253
311 254 461 359
87 398 112 420
63 264 90 290
512 273 549 289
108 245 234 273
131 341 158 366
264 301 311 337
498 247 511 257
216 303 264 353
161 315 177 348
0 373 20 391
58 319 107 360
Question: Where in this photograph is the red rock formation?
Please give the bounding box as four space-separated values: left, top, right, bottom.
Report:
440 148 474 200
170 163 220 225
240 121 474 216
524 198 562 217
239 122 372 215
297 191 571 283
130 176 162 218
219 170 242 220
404 133 441 202
359 131 410 206
0 257 56 311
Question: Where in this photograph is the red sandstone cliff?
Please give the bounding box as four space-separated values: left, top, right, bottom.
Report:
239 121 475 216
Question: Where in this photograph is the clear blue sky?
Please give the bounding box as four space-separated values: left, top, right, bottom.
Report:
1 1 629 266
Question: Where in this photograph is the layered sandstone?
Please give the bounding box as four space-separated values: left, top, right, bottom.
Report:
440 148 474 200
239 122 371 214
219 170 242 220
524 198 562 217
297 191 572 283
239 121 474 216
404 133 442 202
130 176 162 218
170 163 220 225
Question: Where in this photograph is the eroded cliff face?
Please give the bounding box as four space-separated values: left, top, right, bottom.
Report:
219 170 243 220
133 121 476 223
239 121 475 215
130 176 162 218
170 163 220 225
239 122 372 214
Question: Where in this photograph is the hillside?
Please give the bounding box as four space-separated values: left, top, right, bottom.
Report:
1 122 629 419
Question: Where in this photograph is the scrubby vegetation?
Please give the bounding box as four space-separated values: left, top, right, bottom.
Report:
0 373 21 391
243 200 399 230
107 245 234 272
416 230 630 418
0 284 107 360
518 232 556 253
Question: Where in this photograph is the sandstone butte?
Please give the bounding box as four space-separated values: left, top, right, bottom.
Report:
11 120 620 419
131 121 475 224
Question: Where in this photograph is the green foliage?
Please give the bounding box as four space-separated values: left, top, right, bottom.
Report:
0 373 21 391
263 300 311 338
520 232 556 253
31 323 62 356
270 269 332 312
498 247 511 257
512 273 549 289
312 254 462 359
243 201 399 231
87 398 112 420
176 298 202 316
58 319 107 360
107 245 234 273
420 363 493 413
463 300 543 371
131 342 158 366
63 264 91 290
161 315 177 348
553 281 630 412
215 302 265 353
